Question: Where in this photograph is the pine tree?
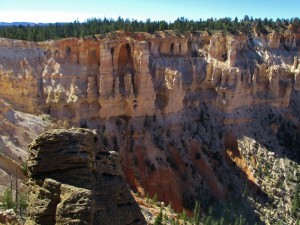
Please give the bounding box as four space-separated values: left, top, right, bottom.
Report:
292 184 300 218
205 215 212 225
1 188 14 209
154 208 163 225
220 217 225 225
18 191 28 217
193 201 201 225
181 209 188 225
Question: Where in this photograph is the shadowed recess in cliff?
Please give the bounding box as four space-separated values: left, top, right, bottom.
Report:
88 49 98 65
226 105 300 164
65 46 71 62
155 93 169 113
118 43 136 95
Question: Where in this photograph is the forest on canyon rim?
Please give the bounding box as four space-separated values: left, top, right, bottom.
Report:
0 16 300 41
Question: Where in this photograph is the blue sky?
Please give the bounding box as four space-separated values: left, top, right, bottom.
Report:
1 0 299 23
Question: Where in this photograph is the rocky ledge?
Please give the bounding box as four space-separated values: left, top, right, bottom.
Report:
25 128 145 225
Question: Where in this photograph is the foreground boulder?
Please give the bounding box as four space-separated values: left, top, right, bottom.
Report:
25 128 145 225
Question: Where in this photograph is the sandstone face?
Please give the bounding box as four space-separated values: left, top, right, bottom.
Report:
0 31 298 119
1 30 300 224
25 128 145 225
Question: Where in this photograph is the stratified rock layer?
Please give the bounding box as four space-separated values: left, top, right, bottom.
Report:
25 128 145 225
0 30 298 119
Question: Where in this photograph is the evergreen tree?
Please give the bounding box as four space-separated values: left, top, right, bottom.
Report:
193 201 201 225
1 188 14 209
205 215 212 225
292 184 300 219
181 209 188 225
154 208 164 225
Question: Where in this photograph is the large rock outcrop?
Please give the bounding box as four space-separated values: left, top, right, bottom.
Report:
25 128 145 225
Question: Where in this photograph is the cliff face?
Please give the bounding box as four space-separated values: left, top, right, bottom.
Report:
0 31 298 118
26 128 145 225
0 30 300 224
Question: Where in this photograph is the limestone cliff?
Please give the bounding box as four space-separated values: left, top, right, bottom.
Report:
25 128 145 225
0 30 300 224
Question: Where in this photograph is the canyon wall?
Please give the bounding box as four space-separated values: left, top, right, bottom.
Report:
0 30 300 224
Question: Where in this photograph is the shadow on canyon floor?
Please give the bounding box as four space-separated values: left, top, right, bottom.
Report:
74 98 299 224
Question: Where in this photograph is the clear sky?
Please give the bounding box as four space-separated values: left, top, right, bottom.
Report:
1 0 299 23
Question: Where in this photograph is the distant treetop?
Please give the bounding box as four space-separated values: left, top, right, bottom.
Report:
0 16 299 42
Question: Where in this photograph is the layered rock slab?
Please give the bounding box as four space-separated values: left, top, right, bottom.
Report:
25 128 145 225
